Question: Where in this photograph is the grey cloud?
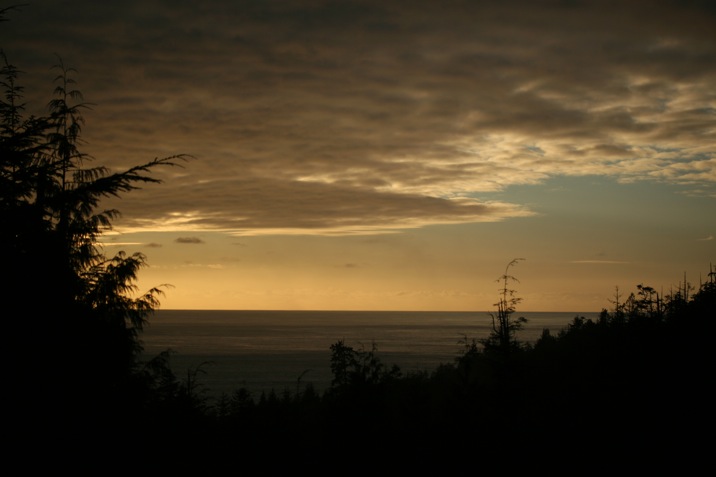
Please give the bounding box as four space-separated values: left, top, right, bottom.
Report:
109 176 533 235
175 237 205 244
4 0 715 235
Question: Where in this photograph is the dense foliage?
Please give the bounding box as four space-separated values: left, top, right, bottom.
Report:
194 268 715 462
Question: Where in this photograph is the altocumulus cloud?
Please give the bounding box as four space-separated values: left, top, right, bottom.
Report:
5 0 715 235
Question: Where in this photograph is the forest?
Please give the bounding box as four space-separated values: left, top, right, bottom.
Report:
2 6 713 471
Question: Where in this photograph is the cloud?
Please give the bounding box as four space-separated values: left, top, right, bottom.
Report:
570 260 630 265
5 0 715 236
108 177 535 235
697 235 714 241
175 237 205 244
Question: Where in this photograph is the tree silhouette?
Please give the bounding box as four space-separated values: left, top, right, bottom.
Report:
482 258 527 357
0 47 191 431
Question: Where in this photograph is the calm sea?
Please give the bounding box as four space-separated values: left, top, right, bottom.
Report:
140 310 600 399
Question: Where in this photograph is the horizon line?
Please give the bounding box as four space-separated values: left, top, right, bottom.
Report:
153 308 604 313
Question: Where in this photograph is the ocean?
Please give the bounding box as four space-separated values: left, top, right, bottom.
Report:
139 309 601 399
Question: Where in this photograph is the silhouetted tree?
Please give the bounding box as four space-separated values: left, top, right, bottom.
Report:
1 32 191 434
481 258 527 357
328 339 401 390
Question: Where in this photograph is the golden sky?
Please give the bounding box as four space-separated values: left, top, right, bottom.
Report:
3 0 715 311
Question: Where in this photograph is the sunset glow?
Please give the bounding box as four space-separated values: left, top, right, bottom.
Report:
4 0 714 311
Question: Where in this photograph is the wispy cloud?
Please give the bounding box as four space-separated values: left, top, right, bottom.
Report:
570 260 630 265
697 235 714 241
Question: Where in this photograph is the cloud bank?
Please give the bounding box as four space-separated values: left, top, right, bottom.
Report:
4 0 715 235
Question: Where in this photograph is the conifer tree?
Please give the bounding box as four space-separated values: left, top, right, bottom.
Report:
0 41 190 420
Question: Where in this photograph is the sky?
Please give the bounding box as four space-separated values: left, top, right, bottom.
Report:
2 0 715 312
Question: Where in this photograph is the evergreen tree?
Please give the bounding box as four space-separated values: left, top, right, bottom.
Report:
0 44 190 431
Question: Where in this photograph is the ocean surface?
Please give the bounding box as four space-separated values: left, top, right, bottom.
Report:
140 310 601 399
